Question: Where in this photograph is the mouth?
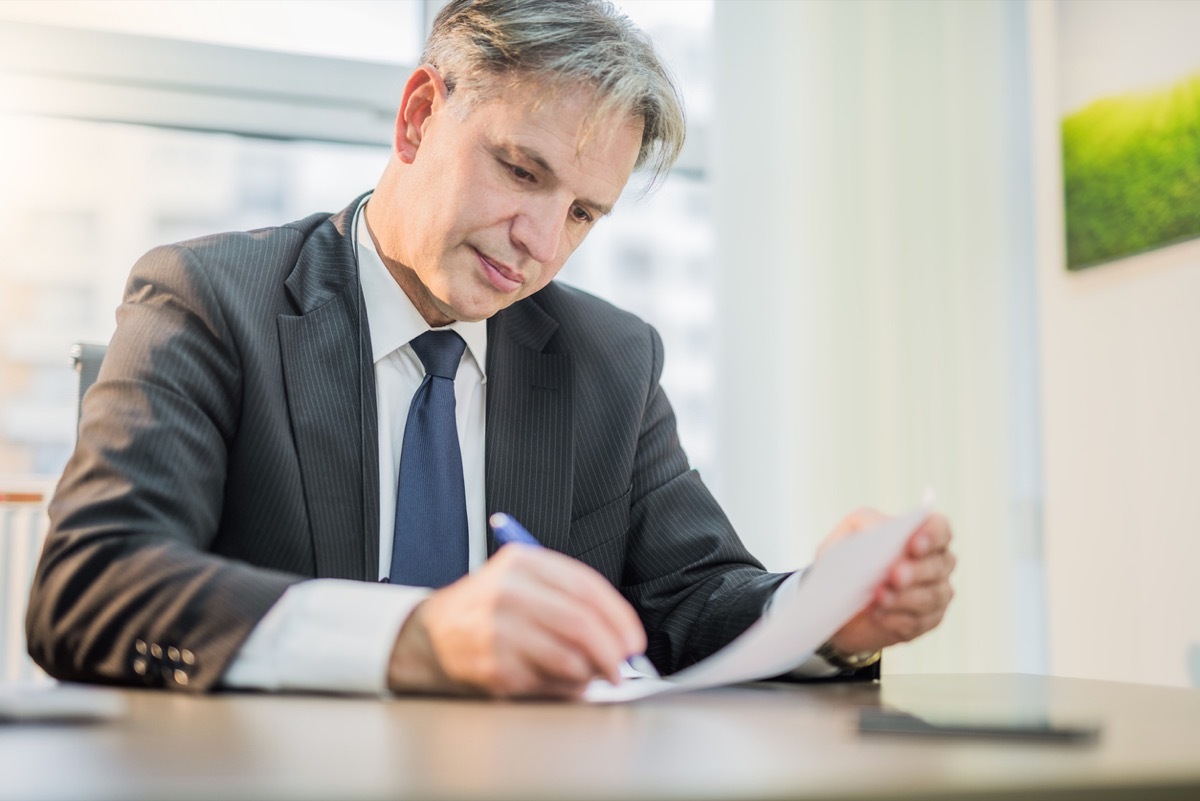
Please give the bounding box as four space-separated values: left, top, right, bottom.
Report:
474 248 524 293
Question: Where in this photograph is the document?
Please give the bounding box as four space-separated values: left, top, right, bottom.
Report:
584 504 930 703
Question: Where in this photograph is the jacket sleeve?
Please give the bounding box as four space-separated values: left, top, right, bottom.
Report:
612 325 785 672
25 244 302 692
618 326 882 681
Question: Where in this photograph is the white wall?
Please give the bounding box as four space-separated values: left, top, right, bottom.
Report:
712 0 1045 675
1030 2 1200 688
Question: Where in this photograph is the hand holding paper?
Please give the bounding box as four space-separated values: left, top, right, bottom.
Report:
822 505 957 658
585 499 955 703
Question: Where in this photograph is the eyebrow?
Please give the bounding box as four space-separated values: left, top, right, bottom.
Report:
511 144 614 218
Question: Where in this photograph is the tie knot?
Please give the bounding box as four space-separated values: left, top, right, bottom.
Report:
411 330 467 379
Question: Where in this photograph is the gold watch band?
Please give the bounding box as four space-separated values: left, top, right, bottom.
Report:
816 641 882 671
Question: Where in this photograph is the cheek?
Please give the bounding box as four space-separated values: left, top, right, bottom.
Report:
549 227 590 271
525 248 574 295
469 175 527 232
412 149 488 241
450 149 515 226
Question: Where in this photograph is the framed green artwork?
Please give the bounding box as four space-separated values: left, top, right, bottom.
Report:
1059 0 1200 271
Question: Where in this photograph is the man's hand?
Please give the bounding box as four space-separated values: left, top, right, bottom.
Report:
822 508 956 658
386 544 645 699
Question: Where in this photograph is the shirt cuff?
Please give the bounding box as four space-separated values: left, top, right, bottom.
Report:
221 579 429 694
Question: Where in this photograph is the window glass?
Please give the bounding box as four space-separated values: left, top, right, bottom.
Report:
0 115 388 475
0 1 717 482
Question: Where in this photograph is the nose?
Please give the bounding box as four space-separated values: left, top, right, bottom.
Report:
510 195 567 265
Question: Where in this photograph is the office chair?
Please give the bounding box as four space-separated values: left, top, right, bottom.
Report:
70 343 107 425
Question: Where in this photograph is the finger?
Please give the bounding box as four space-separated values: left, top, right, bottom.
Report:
888 550 957 589
493 551 633 684
525 678 592 700
505 623 602 689
512 670 594 700
833 507 888 537
520 594 628 685
870 607 945 644
488 643 591 699
515 548 646 655
908 513 952 556
417 566 615 696
878 581 954 617
819 507 889 558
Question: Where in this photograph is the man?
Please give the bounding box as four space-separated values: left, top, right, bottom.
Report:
26 0 954 698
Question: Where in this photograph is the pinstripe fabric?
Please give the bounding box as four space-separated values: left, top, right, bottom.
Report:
27 194 793 692
488 285 790 673
26 199 377 691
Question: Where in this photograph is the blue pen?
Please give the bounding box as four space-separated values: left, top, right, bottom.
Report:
489 512 660 679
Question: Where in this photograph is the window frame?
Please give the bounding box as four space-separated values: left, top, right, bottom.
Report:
0 19 406 147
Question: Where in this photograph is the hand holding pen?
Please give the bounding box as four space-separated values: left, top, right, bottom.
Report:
388 513 650 697
490 513 660 679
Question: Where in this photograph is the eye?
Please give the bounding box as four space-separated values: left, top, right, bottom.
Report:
505 162 536 183
570 205 594 224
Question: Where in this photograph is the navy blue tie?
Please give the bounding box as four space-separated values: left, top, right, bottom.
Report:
390 330 469 588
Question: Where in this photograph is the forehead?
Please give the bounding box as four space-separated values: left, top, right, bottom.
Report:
454 79 644 178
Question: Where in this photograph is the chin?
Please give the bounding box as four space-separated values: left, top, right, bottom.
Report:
433 298 496 324
447 288 525 323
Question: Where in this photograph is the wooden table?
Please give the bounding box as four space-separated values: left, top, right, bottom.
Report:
2 674 1198 801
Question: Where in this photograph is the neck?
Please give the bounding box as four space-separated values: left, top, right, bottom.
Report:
363 194 454 328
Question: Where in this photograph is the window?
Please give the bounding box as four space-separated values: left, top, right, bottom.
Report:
0 115 388 474
0 1 718 480
567 0 718 478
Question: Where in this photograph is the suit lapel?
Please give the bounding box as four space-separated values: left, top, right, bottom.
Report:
485 297 573 556
277 197 380 581
276 204 573 576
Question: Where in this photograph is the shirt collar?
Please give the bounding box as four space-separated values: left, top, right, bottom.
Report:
354 196 488 379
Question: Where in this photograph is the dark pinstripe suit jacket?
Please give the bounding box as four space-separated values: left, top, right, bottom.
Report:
26 196 793 691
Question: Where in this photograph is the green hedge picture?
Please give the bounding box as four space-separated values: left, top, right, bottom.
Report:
1061 71 1200 270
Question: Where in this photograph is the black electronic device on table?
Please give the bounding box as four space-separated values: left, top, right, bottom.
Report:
858 706 1100 743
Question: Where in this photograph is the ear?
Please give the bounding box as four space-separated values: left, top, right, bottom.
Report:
394 65 450 164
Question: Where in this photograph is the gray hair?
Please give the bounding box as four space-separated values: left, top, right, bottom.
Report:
423 0 686 189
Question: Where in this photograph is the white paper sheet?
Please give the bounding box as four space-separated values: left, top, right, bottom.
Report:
584 504 929 703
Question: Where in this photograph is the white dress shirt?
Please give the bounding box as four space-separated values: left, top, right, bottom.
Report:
223 197 487 693
223 197 837 693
